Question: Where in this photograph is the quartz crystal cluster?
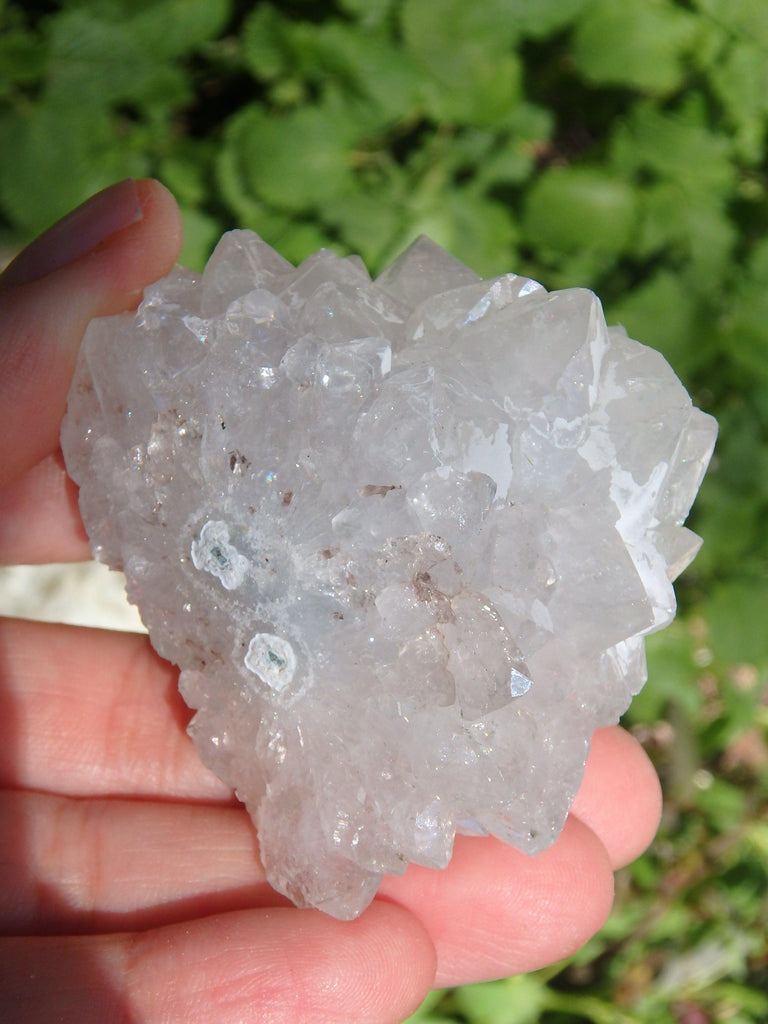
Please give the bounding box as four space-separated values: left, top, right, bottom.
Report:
61 231 717 919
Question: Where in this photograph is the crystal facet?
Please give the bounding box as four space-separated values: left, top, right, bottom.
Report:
61 232 717 919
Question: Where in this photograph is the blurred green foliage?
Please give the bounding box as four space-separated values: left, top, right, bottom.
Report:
1 1 766 1020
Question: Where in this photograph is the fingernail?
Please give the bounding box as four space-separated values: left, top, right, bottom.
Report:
1 179 143 288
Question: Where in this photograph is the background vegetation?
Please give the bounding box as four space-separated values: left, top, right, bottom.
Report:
1 1 767 1020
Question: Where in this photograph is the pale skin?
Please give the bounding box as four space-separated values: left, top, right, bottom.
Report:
0 179 663 1024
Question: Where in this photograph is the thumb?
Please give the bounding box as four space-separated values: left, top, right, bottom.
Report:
0 179 183 489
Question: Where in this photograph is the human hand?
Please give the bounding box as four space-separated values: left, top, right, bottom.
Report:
0 181 662 1024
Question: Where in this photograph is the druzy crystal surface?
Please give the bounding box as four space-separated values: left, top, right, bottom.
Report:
61 231 717 919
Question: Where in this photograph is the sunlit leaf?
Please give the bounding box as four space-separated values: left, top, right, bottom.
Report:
223 101 357 213
606 271 702 378
0 104 146 234
43 8 186 108
691 475 766 578
178 207 222 271
522 166 638 258
270 219 338 266
401 188 517 277
695 778 749 835
708 40 768 163
702 579 768 667
401 989 449 1022
324 189 406 272
723 238 768 383
336 0 395 26
572 0 701 94
401 0 523 125
0 22 47 89
241 3 292 81
610 101 735 197
129 0 232 58
301 20 425 128
451 975 548 1024
500 0 591 38
692 0 768 49
637 624 703 723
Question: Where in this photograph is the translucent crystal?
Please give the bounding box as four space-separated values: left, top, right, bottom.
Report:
61 232 717 919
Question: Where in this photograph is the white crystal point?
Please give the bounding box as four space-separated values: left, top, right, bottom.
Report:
375 234 481 309
61 230 717 920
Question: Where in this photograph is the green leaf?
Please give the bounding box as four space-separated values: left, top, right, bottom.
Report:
292 19 425 130
522 166 638 259
722 238 768 383
243 11 423 131
178 206 222 272
28 0 229 135
241 3 293 82
128 0 232 59
571 0 701 94
745 822 768 859
609 102 738 279
402 0 519 58
336 0 396 28
701 579 768 667
684 196 737 281
223 101 357 214
426 54 522 128
691 476 766 579
0 103 146 235
324 189 405 272
708 40 768 164
43 8 190 111
400 989 449 1022
476 105 554 189
0 22 47 90
711 403 768 497
692 0 768 49
500 0 591 38
401 0 523 125
442 192 519 276
400 188 517 278
711 981 768 1019
628 182 735 286
610 101 735 198
159 151 210 208
695 777 749 833
635 624 702 723
451 975 548 1024
403 0 589 51
271 220 338 265
606 271 702 379
216 129 293 237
